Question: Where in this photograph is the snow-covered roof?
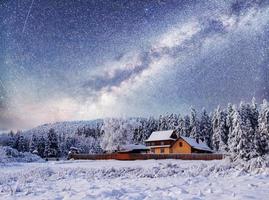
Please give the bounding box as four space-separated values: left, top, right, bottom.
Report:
180 136 213 152
145 130 176 142
120 144 149 151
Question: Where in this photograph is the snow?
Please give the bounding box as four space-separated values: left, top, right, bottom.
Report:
0 146 43 164
0 159 268 200
145 130 175 142
181 136 213 152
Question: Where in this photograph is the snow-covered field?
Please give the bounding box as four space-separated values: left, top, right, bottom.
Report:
0 159 269 200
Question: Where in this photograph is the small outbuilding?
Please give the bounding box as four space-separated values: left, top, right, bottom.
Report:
118 144 149 153
145 130 213 154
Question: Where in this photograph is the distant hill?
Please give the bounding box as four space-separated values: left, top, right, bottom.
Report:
21 117 146 138
22 119 104 137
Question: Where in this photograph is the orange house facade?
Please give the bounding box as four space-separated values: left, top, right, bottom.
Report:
145 130 213 154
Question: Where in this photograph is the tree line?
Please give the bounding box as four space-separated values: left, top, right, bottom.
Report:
1 99 268 161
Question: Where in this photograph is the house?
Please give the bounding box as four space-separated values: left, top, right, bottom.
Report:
145 130 213 154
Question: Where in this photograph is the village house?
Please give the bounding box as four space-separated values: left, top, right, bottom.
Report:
145 130 213 154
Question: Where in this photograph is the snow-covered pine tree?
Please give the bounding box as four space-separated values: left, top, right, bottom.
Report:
177 115 184 137
257 99 269 155
167 113 179 131
158 115 169 131
247 98 260 157
15 132 27 152
119 118 137 146
143 116 158 141
44 129 60 158
58 133 67 157
189 107 201 140
228 106 241 159
212 106 228 152
237 118 259 160
226 103 235 136
182 115 191 137
132 118 143 143
6 131 15 147
200 108 213 148
37 136 46 157
229 102 259 160
249 98 259 131
29 134 38 153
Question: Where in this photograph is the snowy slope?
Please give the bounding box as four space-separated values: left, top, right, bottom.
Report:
21 117 146 137
0 159 268 200
22 119 103 137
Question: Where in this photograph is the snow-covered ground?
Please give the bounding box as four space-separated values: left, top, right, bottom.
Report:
0 159 269 200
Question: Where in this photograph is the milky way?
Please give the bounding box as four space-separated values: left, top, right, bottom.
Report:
0 0 269 130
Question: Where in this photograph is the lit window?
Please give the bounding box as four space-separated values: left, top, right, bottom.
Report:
179 142 183 147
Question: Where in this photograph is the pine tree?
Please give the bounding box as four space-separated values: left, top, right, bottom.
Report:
228 107 241 159
15 132 27 152
226 103 235 138
132 119 143 143
237 118 258 160
7 131 16 148
158 114 171 131
182 115 191 137
37 136 46 157
143 116 158 141
167 113 179 130
200 108 213 147
249 98 259 131
29 134 38 153
189 107 201 140
177 115 184 137
229 102 259 160
44 129 60 158
212 106 228 152
257 99 269 155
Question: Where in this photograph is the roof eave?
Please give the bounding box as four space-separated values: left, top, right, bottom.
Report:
192 147 214 152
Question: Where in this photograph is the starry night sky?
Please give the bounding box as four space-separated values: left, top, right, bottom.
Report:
1 0 269 130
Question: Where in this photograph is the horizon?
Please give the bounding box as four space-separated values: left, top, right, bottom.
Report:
1 97 266 133
1 0 269 130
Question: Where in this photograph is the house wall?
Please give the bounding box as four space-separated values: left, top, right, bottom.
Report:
146 138 211 154
145 140 173 146
170 139 192 154
150 139 191 154
151 147 170 154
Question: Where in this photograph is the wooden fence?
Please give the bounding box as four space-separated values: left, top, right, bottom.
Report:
68 153 225 161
